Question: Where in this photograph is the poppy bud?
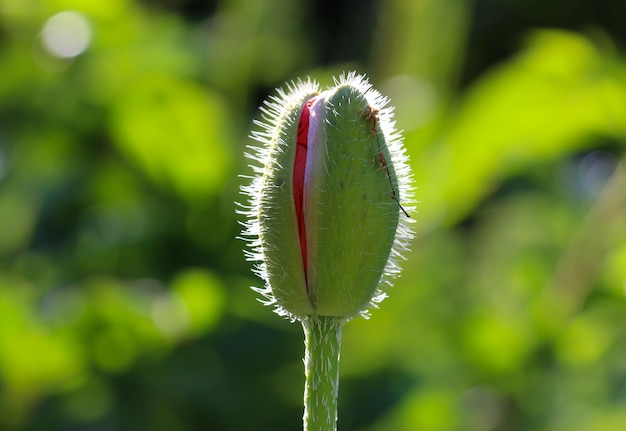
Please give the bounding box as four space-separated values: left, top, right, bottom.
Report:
241 72 414 320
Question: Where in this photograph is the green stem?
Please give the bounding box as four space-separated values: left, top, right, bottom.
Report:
302 315 344 431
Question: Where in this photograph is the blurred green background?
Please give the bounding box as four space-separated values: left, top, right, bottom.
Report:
1 0 625 430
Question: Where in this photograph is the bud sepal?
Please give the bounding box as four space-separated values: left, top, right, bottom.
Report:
240 72 414 321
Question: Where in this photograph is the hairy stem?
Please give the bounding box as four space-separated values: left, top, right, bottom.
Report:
302 315 343 431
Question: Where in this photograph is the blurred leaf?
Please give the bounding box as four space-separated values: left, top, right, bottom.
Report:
463 311 535 376
204 0 312 99
412 30 626 229
556 306 616 368
367 387 459 431
171 268 225 336
0 277 85 428
373 0 468 93
110 76 234 202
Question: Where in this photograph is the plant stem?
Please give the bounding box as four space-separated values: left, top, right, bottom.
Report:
302 315 344 431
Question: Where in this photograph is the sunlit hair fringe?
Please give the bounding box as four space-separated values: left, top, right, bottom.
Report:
238 72 415 321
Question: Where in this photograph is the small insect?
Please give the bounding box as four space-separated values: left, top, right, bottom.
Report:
363 105 410 218
363 105 380 134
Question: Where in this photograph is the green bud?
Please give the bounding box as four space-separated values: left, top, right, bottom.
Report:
240 72 414 320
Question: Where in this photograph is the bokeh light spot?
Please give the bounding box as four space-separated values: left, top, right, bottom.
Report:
578 151 617 197
171 268 225 335
151 294 191 340
41 11 92 59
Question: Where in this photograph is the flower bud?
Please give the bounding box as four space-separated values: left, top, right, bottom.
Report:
241 72 414 320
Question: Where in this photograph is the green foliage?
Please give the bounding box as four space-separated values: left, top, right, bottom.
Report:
0 0 625 430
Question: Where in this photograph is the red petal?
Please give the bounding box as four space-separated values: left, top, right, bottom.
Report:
294 98 314 277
